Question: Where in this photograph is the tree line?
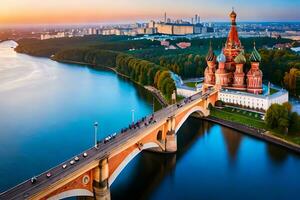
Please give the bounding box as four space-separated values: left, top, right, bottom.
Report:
283 68 300 97
265 102 300 133
53 48 119 68
116 54 176 99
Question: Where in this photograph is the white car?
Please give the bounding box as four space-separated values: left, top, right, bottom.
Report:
83 152 88 157
46 173 51 178
74 156 79 161
62 164 67 169
70 160 75 165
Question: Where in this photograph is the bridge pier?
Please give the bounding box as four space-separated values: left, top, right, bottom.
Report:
165 132 177 153
164 116 177 153
93 158 111 200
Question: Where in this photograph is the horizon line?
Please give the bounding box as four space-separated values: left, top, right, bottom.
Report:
0 21 300 28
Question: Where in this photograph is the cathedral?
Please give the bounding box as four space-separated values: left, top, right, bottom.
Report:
204 9 263 94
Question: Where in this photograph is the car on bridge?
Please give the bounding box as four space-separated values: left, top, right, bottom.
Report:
46 173 51 178
30 176 37 184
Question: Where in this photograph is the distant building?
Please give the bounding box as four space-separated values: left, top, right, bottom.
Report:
177 42 191 49
154 22 205 35
150 12 211 35
135 27 157 35
273 43 292 50
161 41 170 47
167 45 177 50
40 32 67 40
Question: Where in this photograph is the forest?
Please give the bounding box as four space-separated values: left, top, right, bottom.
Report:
116 54 176 99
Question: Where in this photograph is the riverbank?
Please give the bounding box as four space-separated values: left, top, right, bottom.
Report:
204 116 300 154
55 59 169 107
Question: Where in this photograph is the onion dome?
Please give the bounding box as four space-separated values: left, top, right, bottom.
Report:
249 44 261 62
217 51 226 63
229 8 237 25
206 43 216 62
230 10 237 19
234 50 246 64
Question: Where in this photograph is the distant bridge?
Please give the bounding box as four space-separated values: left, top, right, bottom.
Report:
0 88 218 200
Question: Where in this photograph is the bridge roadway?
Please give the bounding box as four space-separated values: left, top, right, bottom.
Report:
0 90 213 200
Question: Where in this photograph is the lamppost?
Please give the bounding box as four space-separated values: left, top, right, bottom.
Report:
152 96 155 113
94 122 98 149
131 109 135 124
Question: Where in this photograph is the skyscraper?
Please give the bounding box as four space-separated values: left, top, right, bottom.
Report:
195 14 198 24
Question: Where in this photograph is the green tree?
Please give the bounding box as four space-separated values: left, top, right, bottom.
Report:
265 104 289 131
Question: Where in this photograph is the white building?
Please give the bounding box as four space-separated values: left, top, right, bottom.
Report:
219 89 289 111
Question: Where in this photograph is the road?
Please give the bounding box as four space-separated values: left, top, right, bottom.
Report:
0 90 213 200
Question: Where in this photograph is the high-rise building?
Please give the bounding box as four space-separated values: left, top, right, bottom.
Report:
164 12 167 23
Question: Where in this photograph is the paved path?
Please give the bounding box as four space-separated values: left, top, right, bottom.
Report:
144 86 169 107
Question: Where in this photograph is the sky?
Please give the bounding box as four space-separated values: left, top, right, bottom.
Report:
0 0 299 24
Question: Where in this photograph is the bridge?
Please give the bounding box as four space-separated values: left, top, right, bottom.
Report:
0 88 218 200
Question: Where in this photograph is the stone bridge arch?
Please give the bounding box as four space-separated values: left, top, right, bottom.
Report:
47 189 93 200
175 106 208 134
108 141 162 186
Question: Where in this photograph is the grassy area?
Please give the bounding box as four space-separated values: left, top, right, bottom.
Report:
222 107 264 120
270 132 300 146
210 107 300 146
210 108 268 129
185 82 199 88
176 95 185 102
270 88 279 95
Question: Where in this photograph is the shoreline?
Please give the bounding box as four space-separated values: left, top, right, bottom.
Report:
204 116 300 154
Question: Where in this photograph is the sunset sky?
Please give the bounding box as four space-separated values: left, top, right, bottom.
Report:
0 0 299 24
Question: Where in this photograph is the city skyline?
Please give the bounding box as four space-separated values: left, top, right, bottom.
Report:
0 0 300 25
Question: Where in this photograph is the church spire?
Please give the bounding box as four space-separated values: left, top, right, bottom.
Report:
230 7 237 25
206 41 216 62
226 8 241 49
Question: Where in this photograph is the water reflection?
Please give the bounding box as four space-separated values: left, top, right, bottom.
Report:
109 118 300 200
266 144 289 165
222 127 243 162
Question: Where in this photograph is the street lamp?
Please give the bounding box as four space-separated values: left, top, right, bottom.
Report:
152 96 155 113
94 122 99 149
131 109 135 124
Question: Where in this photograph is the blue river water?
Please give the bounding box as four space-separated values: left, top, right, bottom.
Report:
0 41 155 192
0 41 300 200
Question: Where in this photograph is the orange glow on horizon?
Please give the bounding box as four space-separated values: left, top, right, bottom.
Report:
0 0 299 24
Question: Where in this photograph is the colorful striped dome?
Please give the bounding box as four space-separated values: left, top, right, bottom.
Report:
249 45 261 62
234 50 246 64
206 45 216 62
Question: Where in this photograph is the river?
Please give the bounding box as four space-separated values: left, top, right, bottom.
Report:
0 41 300 200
